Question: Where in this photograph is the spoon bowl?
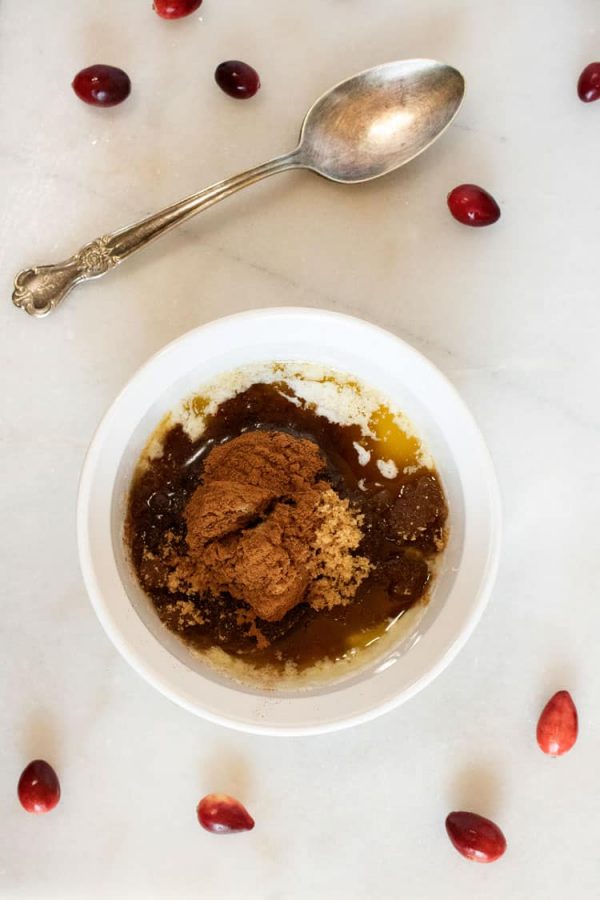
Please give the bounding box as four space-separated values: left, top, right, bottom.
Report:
297 60 465 182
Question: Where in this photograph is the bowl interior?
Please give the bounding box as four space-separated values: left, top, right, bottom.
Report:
79 309 499 734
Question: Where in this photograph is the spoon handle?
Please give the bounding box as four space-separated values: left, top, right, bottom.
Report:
12 151 299 318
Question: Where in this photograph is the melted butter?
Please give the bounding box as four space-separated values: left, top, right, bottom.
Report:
368 406 422 470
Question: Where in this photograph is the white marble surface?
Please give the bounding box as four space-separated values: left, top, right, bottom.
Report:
1 0 600 896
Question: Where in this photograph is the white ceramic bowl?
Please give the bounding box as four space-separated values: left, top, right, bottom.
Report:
78 308 500 735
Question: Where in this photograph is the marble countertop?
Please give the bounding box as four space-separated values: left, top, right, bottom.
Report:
1 0 599 896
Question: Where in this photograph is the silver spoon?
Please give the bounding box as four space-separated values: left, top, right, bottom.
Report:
12 59 464 317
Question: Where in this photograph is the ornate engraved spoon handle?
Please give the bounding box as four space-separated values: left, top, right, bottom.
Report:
12 152 298 317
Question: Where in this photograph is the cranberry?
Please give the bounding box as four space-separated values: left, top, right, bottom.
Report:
197 794 255 833
537 690 578 756
153 0 202 19
447 184 501 227
578 63 600 102
72 65 131 107
215 61 261 99
445 811 507 863
18 760 61 814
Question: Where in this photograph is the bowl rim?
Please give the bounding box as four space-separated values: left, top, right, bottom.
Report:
77 307 501 735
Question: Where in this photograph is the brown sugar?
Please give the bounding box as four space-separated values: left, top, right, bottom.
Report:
307 491 371 611
390 473 447 542
161 600 205 630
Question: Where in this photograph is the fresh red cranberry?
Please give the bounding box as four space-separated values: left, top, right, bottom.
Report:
197 794 255 833
153 0 202 19
447 184 501 227
537 690 578 756
18 760 61 814
72 65 131 107
578 63 600 102
215 61 261 99
445 811 507 863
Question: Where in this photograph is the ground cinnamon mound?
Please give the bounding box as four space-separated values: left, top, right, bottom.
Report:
173 430 370 623
185 479 273 544
201 430 325 494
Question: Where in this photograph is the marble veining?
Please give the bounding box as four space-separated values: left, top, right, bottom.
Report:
1 0 599 897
